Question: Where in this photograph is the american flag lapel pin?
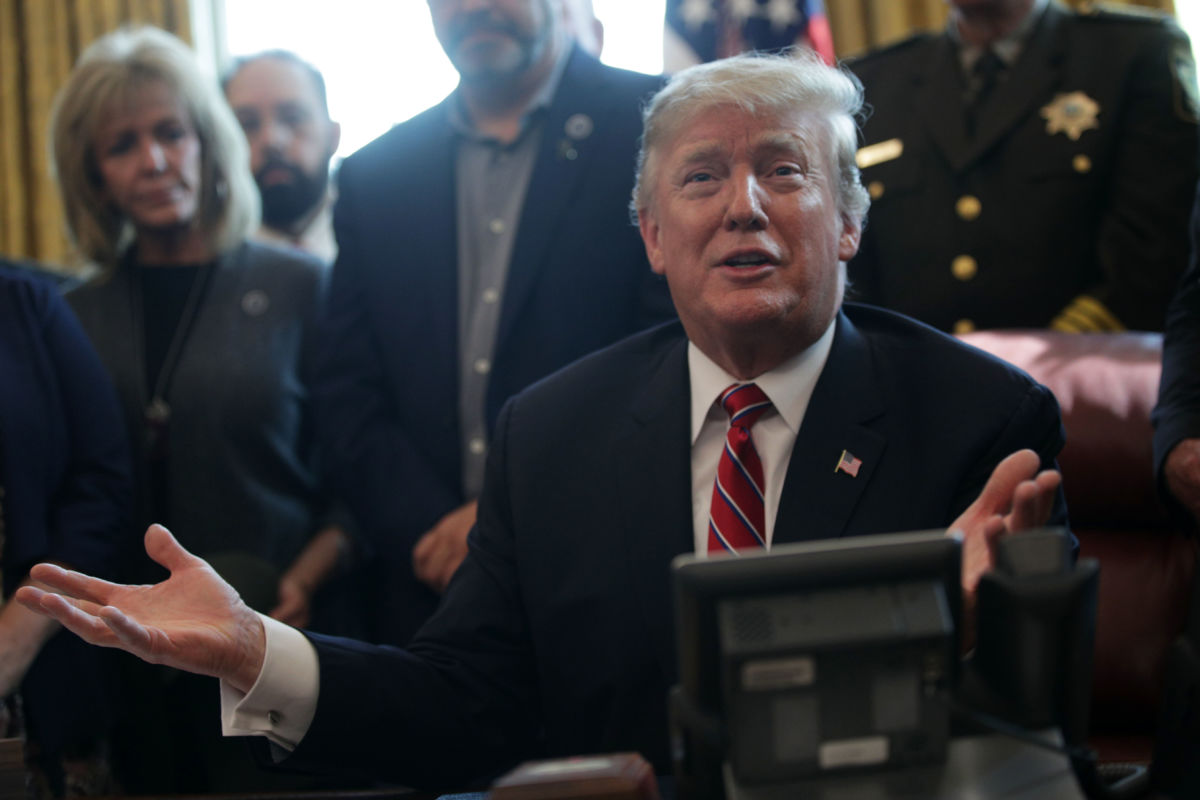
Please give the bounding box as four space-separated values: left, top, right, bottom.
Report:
835 449 862 477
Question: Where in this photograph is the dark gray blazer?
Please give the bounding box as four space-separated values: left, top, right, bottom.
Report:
69 241 330 579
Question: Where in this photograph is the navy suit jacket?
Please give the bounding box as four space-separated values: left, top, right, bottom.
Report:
0 266 131 753
1153 183 1200 508
314 47 673 642
288 304 1067 788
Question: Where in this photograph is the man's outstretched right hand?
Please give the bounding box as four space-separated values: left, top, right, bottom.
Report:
15 524 267 693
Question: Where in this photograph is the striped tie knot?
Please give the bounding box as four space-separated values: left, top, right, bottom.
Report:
720 382 771 429
708 383 773 555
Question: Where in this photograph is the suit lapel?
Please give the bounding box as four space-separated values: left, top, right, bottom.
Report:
774 312 887 546
963 3 1067 166
614 331 693 678
391 103 461 438
916 36 974 173
496 48 609 349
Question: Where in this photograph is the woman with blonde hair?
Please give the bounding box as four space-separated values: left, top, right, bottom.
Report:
49 26 353 793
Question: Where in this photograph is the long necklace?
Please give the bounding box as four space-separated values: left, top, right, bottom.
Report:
133 263 215 461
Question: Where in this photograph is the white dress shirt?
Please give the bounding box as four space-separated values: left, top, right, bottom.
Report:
223 318 839 748
688 321 835 554
221 615 317 750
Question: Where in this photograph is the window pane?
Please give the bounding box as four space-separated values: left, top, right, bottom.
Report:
222 1 665 161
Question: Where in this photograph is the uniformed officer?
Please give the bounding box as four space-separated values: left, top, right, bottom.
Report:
848 0 1199 334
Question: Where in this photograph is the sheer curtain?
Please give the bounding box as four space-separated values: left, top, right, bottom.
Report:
0 0 191 269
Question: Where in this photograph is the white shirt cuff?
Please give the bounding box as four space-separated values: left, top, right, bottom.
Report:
219 613 320 751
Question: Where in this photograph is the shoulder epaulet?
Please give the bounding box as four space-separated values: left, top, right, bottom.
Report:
1074 1 1172 25
845 31 937 67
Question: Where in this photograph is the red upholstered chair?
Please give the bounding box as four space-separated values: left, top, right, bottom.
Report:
959 330 1198 764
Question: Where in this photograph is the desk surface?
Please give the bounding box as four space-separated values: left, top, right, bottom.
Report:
725 734 1085 800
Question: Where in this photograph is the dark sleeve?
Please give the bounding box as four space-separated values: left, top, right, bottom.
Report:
284 398 539 789
292 257 357 543
312 162 461 556
1056 22 1199 332
950 378 1069 531
40 282 132 579
1153 186 1200 481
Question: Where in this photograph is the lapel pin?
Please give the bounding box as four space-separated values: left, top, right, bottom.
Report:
241 289 270 316
564 113 594 141
835 449 862 477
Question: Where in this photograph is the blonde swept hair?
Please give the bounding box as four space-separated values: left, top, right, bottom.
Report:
631 49 870 228
49 26 259 274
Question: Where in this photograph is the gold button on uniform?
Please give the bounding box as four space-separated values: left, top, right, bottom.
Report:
955 195 982 221
867 181 885 200
953 319 976 334
1072 154 1092 174
951 255 978 281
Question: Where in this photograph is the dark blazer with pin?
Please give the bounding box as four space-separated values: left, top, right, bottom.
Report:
848 1 1198 333
68 241 331 579
284 304 1067 788
314 46 673 644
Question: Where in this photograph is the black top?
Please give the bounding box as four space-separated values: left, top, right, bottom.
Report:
138 263 208 394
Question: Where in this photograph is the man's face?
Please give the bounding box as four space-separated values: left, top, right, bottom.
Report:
224 58 340 229
427 0 556 84
638 106 862 360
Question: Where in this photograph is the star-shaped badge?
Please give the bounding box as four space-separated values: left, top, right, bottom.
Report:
1040 91 1100 141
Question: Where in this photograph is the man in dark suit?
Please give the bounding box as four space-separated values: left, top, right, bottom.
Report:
315 0 672 643
18 52 1065 789
1154 184 1200 522
848 0 1198 334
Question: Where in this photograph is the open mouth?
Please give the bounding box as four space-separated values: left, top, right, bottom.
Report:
722 253 775 269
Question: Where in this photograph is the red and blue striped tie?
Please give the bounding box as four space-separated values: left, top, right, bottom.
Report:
707 383 772 555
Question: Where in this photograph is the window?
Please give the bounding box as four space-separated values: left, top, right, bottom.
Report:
214 0 665 161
